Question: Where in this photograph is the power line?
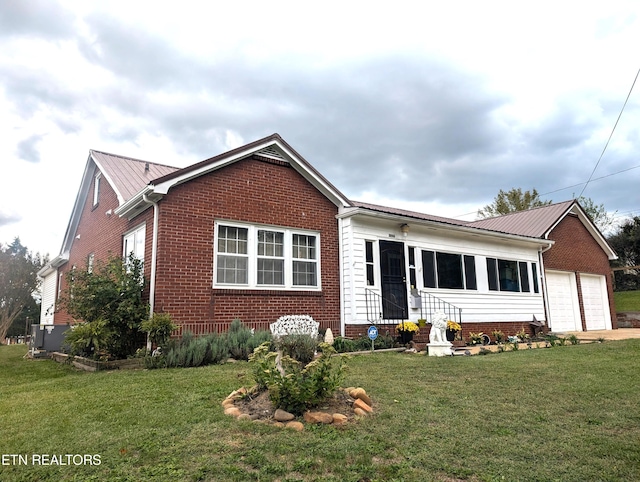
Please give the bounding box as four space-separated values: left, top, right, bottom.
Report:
578 66 640 198
541 163 640 197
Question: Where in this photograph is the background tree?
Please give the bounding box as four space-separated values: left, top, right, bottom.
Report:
0 238 46 342
607 216 640 291
576 196 617 233
477 188 551 219
60 254 148 358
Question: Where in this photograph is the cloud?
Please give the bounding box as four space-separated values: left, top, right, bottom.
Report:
0 211 21 227
16 134 44 163
0 0 75 40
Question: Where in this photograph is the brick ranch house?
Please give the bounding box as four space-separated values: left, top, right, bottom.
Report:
38 134 617 342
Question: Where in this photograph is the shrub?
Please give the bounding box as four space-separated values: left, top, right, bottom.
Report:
226 319 272 361
333 336 357 353
492 330 505 344
249 342 348 415
140 312 177 348
64 319 112 359
275 334 318 365
60 254 148 359
162 331 230 368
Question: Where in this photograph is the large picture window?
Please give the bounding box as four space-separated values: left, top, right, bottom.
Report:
422 250 477 290
215 222 320 289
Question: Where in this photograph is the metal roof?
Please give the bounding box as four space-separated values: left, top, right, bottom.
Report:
465 200 576 237
349 201 470 226
90 150 179 203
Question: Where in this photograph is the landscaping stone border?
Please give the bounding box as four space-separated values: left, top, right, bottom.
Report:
222 386 374 430
50 352 144 371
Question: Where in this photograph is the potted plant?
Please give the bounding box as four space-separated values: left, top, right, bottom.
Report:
446 320 461 342
395 321 419 344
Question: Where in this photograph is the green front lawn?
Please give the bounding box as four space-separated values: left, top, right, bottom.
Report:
1 341 639 481
614 289 640 312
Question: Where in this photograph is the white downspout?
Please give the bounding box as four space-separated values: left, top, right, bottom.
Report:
143 194 159 350
538 243 553 330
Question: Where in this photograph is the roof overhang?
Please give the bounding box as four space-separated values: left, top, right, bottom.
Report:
338 206 555 249
37 254 69 278
545 202 617 260
115 134 351 219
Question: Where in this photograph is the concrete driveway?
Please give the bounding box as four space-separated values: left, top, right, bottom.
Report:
556 328 640 341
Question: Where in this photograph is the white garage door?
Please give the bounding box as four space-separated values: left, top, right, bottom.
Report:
545 270 582 332
580 274 611 330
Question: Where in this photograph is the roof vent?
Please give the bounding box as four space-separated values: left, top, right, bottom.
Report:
256 146 286 161
144 162 149 172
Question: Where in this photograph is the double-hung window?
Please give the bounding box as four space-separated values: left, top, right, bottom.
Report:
215 222 320 289
257 229 284 285
292 234 317 287
217 225 249 284
123 224 145 263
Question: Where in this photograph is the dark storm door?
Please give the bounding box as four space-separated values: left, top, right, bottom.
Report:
379 240 408 320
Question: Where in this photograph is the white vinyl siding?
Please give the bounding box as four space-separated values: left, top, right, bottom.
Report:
40 271 57 325
340 215 546 325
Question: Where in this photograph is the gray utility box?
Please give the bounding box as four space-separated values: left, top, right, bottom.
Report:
30 324 67 357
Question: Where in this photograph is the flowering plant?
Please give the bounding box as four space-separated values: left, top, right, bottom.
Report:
395 321 419 334
447 320 461 332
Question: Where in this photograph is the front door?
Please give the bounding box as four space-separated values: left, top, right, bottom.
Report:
379 240 408 320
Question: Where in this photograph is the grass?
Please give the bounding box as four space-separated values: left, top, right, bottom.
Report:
1 341 640 481
614 289 640 312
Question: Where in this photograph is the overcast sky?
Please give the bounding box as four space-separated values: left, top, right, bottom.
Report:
1 0 639 257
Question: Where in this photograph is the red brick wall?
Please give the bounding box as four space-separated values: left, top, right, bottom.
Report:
54 165 154 324
543 214 617 329
152 155 341 335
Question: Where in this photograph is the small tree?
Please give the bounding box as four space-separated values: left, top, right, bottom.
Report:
60 254 148 358
477 188 551 219
0 238 46 342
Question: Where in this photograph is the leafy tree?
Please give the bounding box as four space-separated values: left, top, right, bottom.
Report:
477 188 551 219
0 238 46 342
60 254 148 358
576 196 617 233
608 216 640 291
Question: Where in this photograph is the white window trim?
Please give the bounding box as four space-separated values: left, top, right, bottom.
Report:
93 173 101 207
213 221 321 290
123 223 146 263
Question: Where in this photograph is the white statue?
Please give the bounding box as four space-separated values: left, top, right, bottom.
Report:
429 311 448 344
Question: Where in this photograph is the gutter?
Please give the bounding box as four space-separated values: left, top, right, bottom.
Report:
339 207 555 249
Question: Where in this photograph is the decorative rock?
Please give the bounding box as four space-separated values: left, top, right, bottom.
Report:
273 422 285 428
274 409 295 422
237 413 252 421
285 421 305 431
353 407 368 417
332 413 348 425
353 397 373 413
224 406 242 417
324 328 334 345
304 411 334 424
350 388 372 406
221 398 235 408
